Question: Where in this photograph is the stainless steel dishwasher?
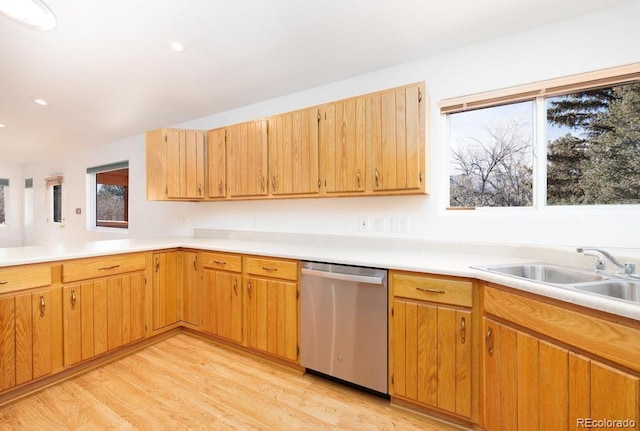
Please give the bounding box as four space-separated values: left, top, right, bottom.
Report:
300 261 388 394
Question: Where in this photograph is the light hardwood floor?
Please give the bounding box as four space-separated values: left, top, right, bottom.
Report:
0 334 460 430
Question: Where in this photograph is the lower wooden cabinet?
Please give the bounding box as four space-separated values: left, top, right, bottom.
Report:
180 251 200 327
483 284 640 431
484 317 640 431
390 271 474 420
200 265 243 343
152 251 180 330
245 276 298 362
1 286 58 391
63 273 146 367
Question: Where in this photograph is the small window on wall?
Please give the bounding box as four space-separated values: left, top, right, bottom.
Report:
46 175 64 224
0 178 8 225
87 162 129 229
24 178 33 226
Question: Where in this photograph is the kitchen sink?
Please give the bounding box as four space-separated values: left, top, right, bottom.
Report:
574 281 640 304
476 263 608 285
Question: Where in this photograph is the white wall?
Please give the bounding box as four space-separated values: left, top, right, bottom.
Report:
19 0 640 248
0 161 23 247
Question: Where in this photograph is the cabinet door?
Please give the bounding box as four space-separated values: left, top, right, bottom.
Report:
0 296 16 391
227 120 268 197
367 83 424 191
14 290 53 386
181 251 200 326
200 268 242 343
63 285 82 366
207 128 227 199
166 129 205 199
246 276 298 362
269 108 320 196
319 99 366 193
483 318 639 431
152 252 180 330
392 299 471 417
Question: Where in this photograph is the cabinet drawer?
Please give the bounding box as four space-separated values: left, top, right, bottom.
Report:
245 257 298 281
62 253 146 283
0 263 51 293
200 252 242 272
392 272 472 307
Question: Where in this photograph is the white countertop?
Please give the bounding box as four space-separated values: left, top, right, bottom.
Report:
1 231 639 322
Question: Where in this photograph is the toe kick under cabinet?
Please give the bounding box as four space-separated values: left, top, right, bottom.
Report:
389 270 479 424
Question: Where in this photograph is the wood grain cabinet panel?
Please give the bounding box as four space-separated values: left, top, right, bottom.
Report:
146 128 206 200
226 120 269 198
180 251 200 327
389 270 473 419
63 273 146 367
269 107 320 196
483 316 640 431
367 82 425 192
1 287 56 392
245 276 298 362
152 252 180 331
207 128 227 199
319 98 366 194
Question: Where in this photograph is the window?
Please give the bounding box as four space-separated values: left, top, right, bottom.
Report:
442 64 640 208
87 162 129 229
0 178 8 225
24 178 33 226
449 102 533 207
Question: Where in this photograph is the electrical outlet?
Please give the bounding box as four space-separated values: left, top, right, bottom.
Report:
75 208 82 215
359 216 369 232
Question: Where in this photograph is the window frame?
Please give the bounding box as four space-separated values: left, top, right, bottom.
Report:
0 178 8 226
440 63 640 213
87 161 129 232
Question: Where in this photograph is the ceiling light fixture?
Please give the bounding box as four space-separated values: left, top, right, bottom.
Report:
0 0 57 31
34 98 48 106
0 123 5 128
169 40 185 52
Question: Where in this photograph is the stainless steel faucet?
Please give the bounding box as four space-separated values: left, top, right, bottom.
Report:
576 247 638 276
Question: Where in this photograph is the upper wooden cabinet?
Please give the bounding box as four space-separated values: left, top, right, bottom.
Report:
269 107 320 196
319 98 366 194
226 119 269 198
367 83 425 192
145 82 427 201
207 128 227 199
146 128 206 201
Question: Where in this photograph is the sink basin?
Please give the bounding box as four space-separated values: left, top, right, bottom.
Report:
574 281 640 304
477 263 608 285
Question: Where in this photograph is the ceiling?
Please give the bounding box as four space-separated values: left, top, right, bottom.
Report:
0 0 629 165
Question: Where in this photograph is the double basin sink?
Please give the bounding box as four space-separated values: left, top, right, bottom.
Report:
475 263 640 304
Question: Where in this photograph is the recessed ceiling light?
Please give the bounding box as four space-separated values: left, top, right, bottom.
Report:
0 0 57 31
34 98 48 106
0 123 5 128
169 40 185 52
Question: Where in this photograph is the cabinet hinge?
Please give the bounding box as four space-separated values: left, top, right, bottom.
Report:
297 345 300 357
296 289 299 300
419 172 423 183
317 110 320 122
391 374 395 385
164 134 167 142
418 87 423 103
391 307 394 317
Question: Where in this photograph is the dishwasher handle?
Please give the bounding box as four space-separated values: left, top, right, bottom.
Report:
301 267 385 285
